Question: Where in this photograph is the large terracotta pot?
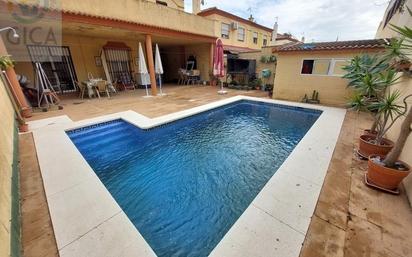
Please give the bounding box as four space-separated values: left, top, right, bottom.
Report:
19 123 29 133
359 135 394 158
368 155 411 190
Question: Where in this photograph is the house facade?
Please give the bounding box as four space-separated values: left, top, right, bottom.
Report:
197 7 274 53
272 39 388 106
0 0 218 95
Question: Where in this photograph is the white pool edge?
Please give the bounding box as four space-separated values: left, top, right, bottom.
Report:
32 96 346 257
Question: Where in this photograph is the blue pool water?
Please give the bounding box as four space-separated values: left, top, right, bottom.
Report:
67 101 321 257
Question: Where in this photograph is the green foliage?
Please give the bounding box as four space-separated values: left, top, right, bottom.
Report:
0 55 14 70
269 55 277 63
383 38 410 64
343 28 410 144
260 55 277 64
347 93 367 111
390 6 412 51
249 78 262 88
260 56 269 63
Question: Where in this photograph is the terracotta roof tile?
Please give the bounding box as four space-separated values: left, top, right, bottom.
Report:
275 38 390 52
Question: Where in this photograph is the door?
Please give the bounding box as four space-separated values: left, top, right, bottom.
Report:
27 45 78 93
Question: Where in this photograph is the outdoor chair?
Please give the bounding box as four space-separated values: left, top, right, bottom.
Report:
118 72 136 90
178 68 188 85
76 81 87 99
186 70 201 85
95 80 111 98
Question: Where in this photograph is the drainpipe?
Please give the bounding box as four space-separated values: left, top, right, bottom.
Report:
0 36 32 118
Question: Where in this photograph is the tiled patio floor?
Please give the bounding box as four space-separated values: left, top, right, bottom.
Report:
19 85 412 257
26 85 267 122
300 111 412 257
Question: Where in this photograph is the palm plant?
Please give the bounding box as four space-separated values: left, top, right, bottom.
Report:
346 5 412 170
370 90 408 145
345 56 400 136
342 54 388 88
380 6 412 168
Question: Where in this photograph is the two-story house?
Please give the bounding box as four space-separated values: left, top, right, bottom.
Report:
197 7 274 53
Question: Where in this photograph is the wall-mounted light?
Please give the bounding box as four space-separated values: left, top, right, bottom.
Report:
0 27 19 38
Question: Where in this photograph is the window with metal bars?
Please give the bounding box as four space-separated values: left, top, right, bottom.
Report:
27 45 78 93
103 48 134 88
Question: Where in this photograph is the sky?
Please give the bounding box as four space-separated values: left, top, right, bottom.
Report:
185 0 390 42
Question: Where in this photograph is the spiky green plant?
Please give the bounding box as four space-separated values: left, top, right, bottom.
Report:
369 90 407 144
381 5 412 167
345 5 412 168
0 55 14 70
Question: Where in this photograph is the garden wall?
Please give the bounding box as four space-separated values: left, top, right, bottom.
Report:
0 75 21 257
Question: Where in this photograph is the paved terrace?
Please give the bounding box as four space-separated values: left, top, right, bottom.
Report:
19 85 412 257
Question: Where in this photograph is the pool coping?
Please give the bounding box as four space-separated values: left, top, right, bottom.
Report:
31 96 346 257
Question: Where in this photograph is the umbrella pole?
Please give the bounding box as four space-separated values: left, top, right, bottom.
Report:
159 74 163 95
217 77 227 95
144 84 150 97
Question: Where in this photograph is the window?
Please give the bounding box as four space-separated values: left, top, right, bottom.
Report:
27 45 78 92
301 59 349 76
238 27 245 42
331 60 349 75
301 59 330 75
263 35 268 46
221 23 230 39
253 32 258 44
156 0 167 6
301 60 315 74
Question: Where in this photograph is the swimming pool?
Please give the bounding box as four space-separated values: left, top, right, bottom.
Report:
67 100 321 257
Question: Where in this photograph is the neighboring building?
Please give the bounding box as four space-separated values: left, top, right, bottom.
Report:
272 39 388 106
149 0 185 10
271 33 300 46
376 0 412 38
197 7 274 53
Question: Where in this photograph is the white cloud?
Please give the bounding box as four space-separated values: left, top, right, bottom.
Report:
185 0 389 42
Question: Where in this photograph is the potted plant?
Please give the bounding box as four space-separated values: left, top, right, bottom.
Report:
255 78 262 90
365 6 412 190
345 58 402 158
0 55 28 132
266 84 274 97
260 56 268 63
367 96 411 190
0 55 14 69
343 54 389 136
269 55 277 63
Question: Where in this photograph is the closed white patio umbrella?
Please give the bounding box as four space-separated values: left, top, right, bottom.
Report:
155 44 166 96
138 42 152 98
